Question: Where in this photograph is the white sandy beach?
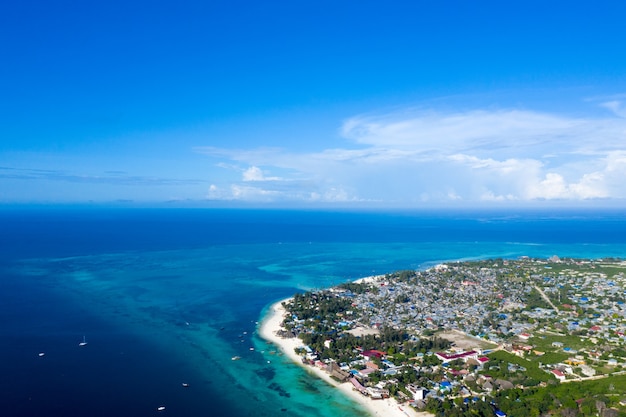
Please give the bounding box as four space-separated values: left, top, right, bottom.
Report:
258 298 433 417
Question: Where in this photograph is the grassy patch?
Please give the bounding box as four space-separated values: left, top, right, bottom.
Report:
529 334 594 351
486 350 552 383
536 352 570 365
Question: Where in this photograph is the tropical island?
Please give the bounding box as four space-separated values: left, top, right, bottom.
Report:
260 257 626 417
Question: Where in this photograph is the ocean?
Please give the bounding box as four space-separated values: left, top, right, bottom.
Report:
1 208 626 417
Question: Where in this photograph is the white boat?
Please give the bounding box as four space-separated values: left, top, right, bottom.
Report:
182 382 189 387
79 336 87 347
231 356 241 361
157 406 166 411
38 352 45 357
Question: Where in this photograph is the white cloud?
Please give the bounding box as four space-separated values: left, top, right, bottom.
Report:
601 100 626 118
198 105 626 205
341 109 626 158
206 184 229 200
242 166 282 182
206 183 283 202
524 171 608 200
230 184 280 200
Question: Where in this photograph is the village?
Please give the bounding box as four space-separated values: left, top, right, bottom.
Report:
276 257 626 417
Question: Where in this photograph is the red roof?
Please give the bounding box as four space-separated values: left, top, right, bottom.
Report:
436 351 477 360
350 378 366 391
362 349 386 358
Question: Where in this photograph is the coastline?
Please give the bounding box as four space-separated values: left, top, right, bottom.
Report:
258 297 433 417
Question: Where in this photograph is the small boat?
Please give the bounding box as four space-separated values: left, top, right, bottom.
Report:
182 382 189 388
79 336 87 347
157 406 166 411
38 352 45 357
231 356 241 361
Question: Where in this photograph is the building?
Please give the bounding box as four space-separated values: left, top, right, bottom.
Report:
407 384 428 401
551 369 566 381
327 362 350 382
435 350 478 364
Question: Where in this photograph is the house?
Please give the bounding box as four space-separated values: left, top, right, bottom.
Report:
366 387 389 399
355 367 377 379
439 381 452 392
580 365 596 377
551 369 566 381
495 379 514 390
435 350 478 364
406 384 428 401
362 349 386 359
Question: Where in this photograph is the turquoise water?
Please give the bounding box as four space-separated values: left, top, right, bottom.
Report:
1 209 626 416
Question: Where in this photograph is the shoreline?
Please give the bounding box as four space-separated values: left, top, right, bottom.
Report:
258 297 433 417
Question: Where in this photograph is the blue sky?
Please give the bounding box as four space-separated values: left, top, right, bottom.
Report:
2 1 626 207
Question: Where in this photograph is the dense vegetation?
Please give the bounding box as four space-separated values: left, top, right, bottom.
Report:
298 328 451 364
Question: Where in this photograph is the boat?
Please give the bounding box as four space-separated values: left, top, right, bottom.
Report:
182 382 189 387
79 336 87 347
231 356 241 361
157 406 166 411
38 352 45 357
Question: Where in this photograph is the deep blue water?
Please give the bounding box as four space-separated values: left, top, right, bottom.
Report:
1 208 625 417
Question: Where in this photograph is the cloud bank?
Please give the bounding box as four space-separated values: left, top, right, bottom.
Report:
197 103 626 206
